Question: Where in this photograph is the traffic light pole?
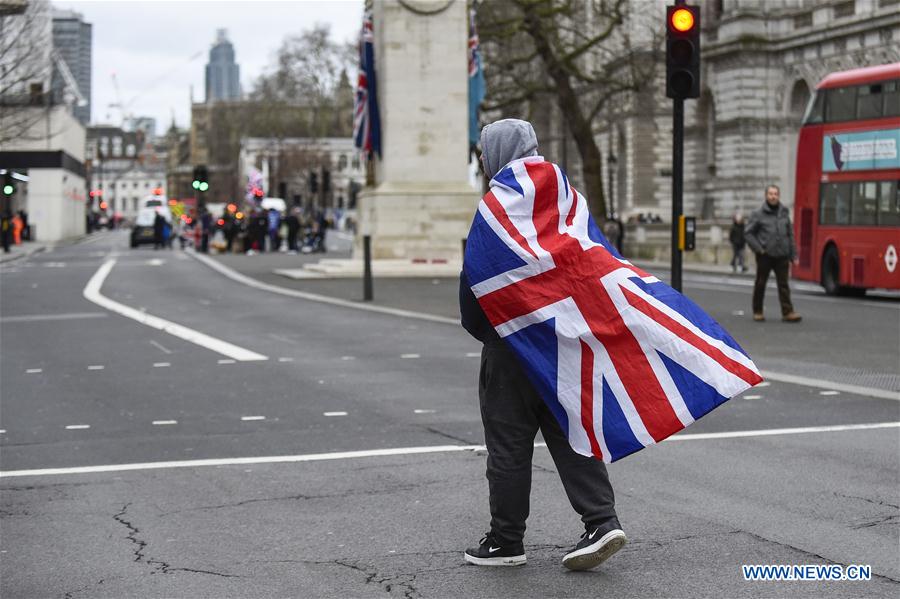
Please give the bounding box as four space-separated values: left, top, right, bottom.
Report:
671 97 684 293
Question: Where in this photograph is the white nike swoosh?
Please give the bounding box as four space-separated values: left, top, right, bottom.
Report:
588 530 598 540
488 546 501 553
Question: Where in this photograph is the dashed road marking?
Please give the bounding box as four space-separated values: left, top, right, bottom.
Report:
820 390 840 396
0 430 6 434
217 359 236 365
241 416 266 421
401 353 420 359
761 370 900 401
278 357 294 362
465 352 480 358
87 365 105 371
414 409 436 414
340 356 355 361
153 362 171 368
65 425 90 430
743 395 762 400
152 420 178 426
756 382 771 388
323 411 348 417
25 368 42 374
149 340 172 354
6 421 897 478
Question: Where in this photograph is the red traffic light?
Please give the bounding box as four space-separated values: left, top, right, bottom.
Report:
670 7 695 32
99 201 108 210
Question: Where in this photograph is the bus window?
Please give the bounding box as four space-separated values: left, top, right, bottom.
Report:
825 87 856 122
856 83 883 120
851 181 878 225
821 182 852 225
803 91 824 125
879 180 900 226
883 81 900 118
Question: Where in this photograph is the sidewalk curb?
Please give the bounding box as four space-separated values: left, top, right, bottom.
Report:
0 244 47 264
187 250 459 326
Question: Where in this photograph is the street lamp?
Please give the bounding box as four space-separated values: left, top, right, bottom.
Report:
607 153 617 218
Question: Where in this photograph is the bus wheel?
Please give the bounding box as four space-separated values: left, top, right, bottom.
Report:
822 246 840 296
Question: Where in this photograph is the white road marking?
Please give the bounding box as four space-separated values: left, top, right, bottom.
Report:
4 421 897 478
153 362 171 368
414 409 436 414
277 357 294 362
466 352 480 358
152 420 177 426
0 430 6 434
743 395 762 400
189 251 458 325
401 353 420 359
146 259 165 266
1 312 107 323
43 262 66 268
83 259 268 362
820 390 841 396
25 368 42 374
340 356 355 361
217 359 236 365
65 425 90 430
149 340 172 354
731 310 745 316
756 382 771 388
760 370 899 401
241 416 265 421
87 365 105 371
323 411 348 417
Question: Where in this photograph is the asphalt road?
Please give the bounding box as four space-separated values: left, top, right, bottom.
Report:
1 230 898 598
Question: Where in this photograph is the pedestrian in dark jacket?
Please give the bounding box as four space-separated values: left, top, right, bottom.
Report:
153 212 165 250
460 118 624 571
729 212 747 273
744 185 801 322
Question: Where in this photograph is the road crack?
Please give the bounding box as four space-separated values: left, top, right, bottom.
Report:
112 503 241 579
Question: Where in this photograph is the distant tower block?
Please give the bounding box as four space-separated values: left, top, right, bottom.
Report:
356 0 479 262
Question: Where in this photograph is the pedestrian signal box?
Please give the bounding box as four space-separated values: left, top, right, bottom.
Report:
666 4 701 99
678 215 696 251
2 172 15 196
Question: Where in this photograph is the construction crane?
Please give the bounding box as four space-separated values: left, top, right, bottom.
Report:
50 49 88 107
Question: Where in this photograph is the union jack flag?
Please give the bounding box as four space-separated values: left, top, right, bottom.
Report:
464 157 763 462
353 10 381 158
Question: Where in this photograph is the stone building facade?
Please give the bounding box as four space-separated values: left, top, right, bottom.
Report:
534 0 899 223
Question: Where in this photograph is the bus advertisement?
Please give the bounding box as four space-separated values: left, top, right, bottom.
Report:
792 62 900 295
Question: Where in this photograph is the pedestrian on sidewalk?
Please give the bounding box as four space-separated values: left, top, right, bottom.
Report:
152 212 166 250
460 118 626 571
286 208 301 254
744 184 801 322
729 212 748 273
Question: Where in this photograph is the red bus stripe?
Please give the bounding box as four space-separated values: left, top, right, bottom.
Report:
580 340 603 459
621 286 763 386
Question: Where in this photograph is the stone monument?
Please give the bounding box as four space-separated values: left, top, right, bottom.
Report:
356 0 479 264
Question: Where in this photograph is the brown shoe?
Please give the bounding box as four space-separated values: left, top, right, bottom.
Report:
782 312 802 322
753 313 765 322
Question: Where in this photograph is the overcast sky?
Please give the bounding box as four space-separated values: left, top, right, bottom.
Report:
56 0 365 135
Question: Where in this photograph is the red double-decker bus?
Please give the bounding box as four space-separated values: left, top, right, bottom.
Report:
793 63 900 295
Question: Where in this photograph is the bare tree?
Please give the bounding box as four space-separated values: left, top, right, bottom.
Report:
477 0 659 218
0 0 56 146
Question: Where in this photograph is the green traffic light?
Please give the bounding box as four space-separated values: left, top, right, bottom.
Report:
192 180 201 190
2 184 14 196
198 182 209 192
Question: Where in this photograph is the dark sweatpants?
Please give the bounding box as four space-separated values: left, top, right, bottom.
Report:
752 253 794 316
479 341 618 545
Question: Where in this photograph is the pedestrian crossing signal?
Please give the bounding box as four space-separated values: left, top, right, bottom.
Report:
666 4 700 99
2 172 15 196
192 165 209 192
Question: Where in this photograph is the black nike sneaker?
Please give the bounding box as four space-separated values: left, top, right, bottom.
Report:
464 532 526 566
562 520 626 571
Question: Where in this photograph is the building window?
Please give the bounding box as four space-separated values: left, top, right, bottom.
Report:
834 1 855 18
793 12 812 29
338 154 347 171
126 144 136 157
133 198 139 212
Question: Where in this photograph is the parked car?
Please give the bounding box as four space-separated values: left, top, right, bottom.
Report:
130 206 172 248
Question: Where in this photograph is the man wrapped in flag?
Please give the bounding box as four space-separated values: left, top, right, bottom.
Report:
461 119 763 570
